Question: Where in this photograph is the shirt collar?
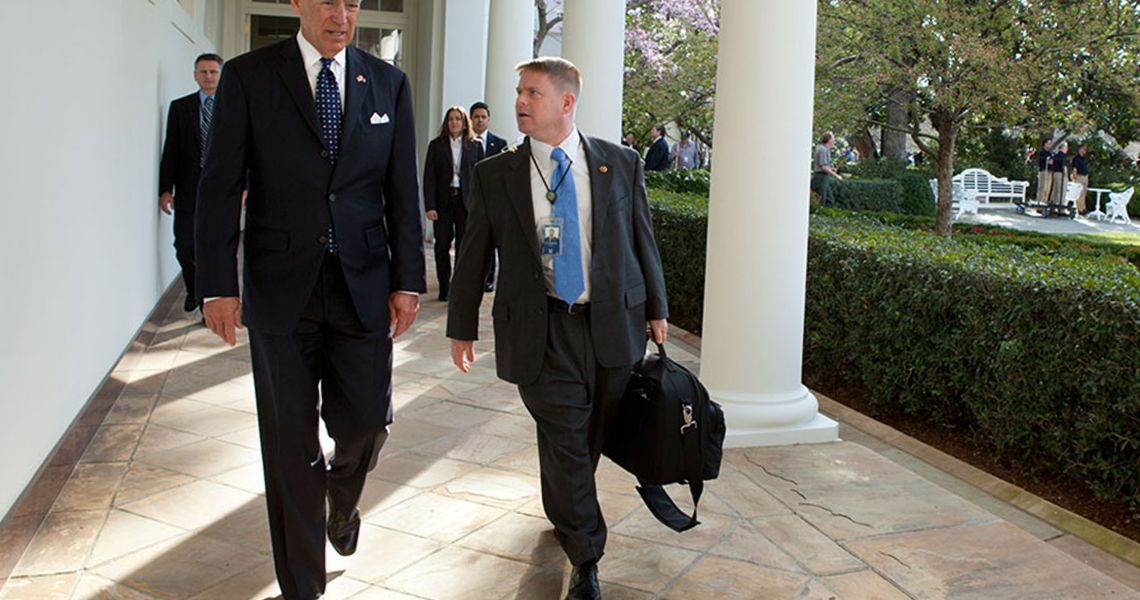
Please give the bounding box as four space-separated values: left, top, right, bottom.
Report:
296 31 346 71
530 128 582 169
198 90 214 103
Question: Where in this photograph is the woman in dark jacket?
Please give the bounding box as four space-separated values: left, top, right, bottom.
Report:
424 106 483 301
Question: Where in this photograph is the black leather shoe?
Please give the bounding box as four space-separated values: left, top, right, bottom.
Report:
566 561 601 600
327 508 361 556
438 293 448 302
483 283 494 292
184 295 197 312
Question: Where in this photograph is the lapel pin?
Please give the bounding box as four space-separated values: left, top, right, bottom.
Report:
599 165 609 174
356 75 366 83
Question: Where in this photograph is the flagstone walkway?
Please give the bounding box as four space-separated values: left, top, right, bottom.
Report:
2 274 1140 599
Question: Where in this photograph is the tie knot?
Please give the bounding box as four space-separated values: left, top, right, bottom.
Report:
319 57 334 70
204 96 214 108
551 146 569 166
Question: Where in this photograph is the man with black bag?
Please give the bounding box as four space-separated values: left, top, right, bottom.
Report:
447 57 668 600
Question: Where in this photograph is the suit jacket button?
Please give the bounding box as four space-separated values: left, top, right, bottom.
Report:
533 272 541 280
328 193 337 202
321 150 329 159
536 307 544 315
319 235 328 245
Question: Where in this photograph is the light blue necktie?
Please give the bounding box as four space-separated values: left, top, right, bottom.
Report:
550 147 584 304
316 57 341 253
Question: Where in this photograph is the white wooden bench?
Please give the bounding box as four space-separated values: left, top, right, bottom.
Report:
955 168 1028 204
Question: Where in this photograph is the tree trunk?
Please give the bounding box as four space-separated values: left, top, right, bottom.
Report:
851 128 877 161
881 87 911 160
934 118 958 237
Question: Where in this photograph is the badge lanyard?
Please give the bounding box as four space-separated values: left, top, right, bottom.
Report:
530 149 573 203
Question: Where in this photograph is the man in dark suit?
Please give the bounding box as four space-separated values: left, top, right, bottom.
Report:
469 100 508 292
159 53 222 312
644 125 670 171
194 1 425 598
447 57 668 600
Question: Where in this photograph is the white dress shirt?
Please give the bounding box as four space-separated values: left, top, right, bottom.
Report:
529 128 592 303
449 136 463 187
296 32 346 104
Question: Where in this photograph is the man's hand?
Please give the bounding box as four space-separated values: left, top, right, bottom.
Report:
426 210 439 221
203 297 243 346
450 339 475 373
159 192 174 215
647 319 668 344
389 293 420 339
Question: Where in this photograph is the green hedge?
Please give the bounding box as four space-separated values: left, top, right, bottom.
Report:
805 214 1140 505
813 207 1140 269
648 193 1140 505
647 189 708 335
644 168 711 196
830 179 904 212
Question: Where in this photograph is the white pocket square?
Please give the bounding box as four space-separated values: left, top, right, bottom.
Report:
370 112 390 125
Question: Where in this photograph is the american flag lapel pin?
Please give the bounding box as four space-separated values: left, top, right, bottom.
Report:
356 75 366 83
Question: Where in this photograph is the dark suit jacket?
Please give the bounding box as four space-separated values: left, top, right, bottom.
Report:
423 136 482 214
159 92 202 211
446 135 669 385
484 132 507 158
644 136 670 171
195 38 426 335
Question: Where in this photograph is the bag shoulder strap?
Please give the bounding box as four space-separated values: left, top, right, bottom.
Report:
636 343 705 533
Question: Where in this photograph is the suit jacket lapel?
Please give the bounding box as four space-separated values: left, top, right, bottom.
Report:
581 134 611 252
339 48 366 152
190 98 202 164
506 139 542 264
277 39 324 147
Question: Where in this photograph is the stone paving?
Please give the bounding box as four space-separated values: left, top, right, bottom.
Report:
3 278 1140 599
961 202 1140 235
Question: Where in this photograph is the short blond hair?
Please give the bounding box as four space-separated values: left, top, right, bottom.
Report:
515 56 583 97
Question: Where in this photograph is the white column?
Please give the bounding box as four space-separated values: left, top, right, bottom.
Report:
484 0 532 142
560 0 624 141
700 0 838 447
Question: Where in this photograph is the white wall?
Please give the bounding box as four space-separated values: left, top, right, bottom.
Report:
0 0 222 518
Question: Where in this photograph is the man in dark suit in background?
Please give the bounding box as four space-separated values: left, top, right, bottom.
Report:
469 100 508 292
447 57 668 600
195 1 425 598
159 53 222 313
644 125 670 171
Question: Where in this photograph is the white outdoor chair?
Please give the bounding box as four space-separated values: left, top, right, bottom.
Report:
930 179 980 218
1064 181 1084 213
1105 187 1134 224
952 182 980 218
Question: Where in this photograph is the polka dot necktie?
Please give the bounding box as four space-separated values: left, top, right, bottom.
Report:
199 96 214 168
550 147 584 304
317 57 341 254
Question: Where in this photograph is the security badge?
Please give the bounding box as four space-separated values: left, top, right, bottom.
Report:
540 217 564 256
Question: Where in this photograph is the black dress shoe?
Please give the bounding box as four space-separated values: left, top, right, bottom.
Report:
438 293 448 302
184 295 197 312
483 282 494 292
327 508 361 556
566 561 601 600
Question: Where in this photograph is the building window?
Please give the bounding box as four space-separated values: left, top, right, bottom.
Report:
250 15 403 68
252 0 403 10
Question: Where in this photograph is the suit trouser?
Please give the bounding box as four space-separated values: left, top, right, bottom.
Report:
173 206 196 301
1073 174 1089 212
248 253 391 600
432 190 468 297
517 305 634 566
